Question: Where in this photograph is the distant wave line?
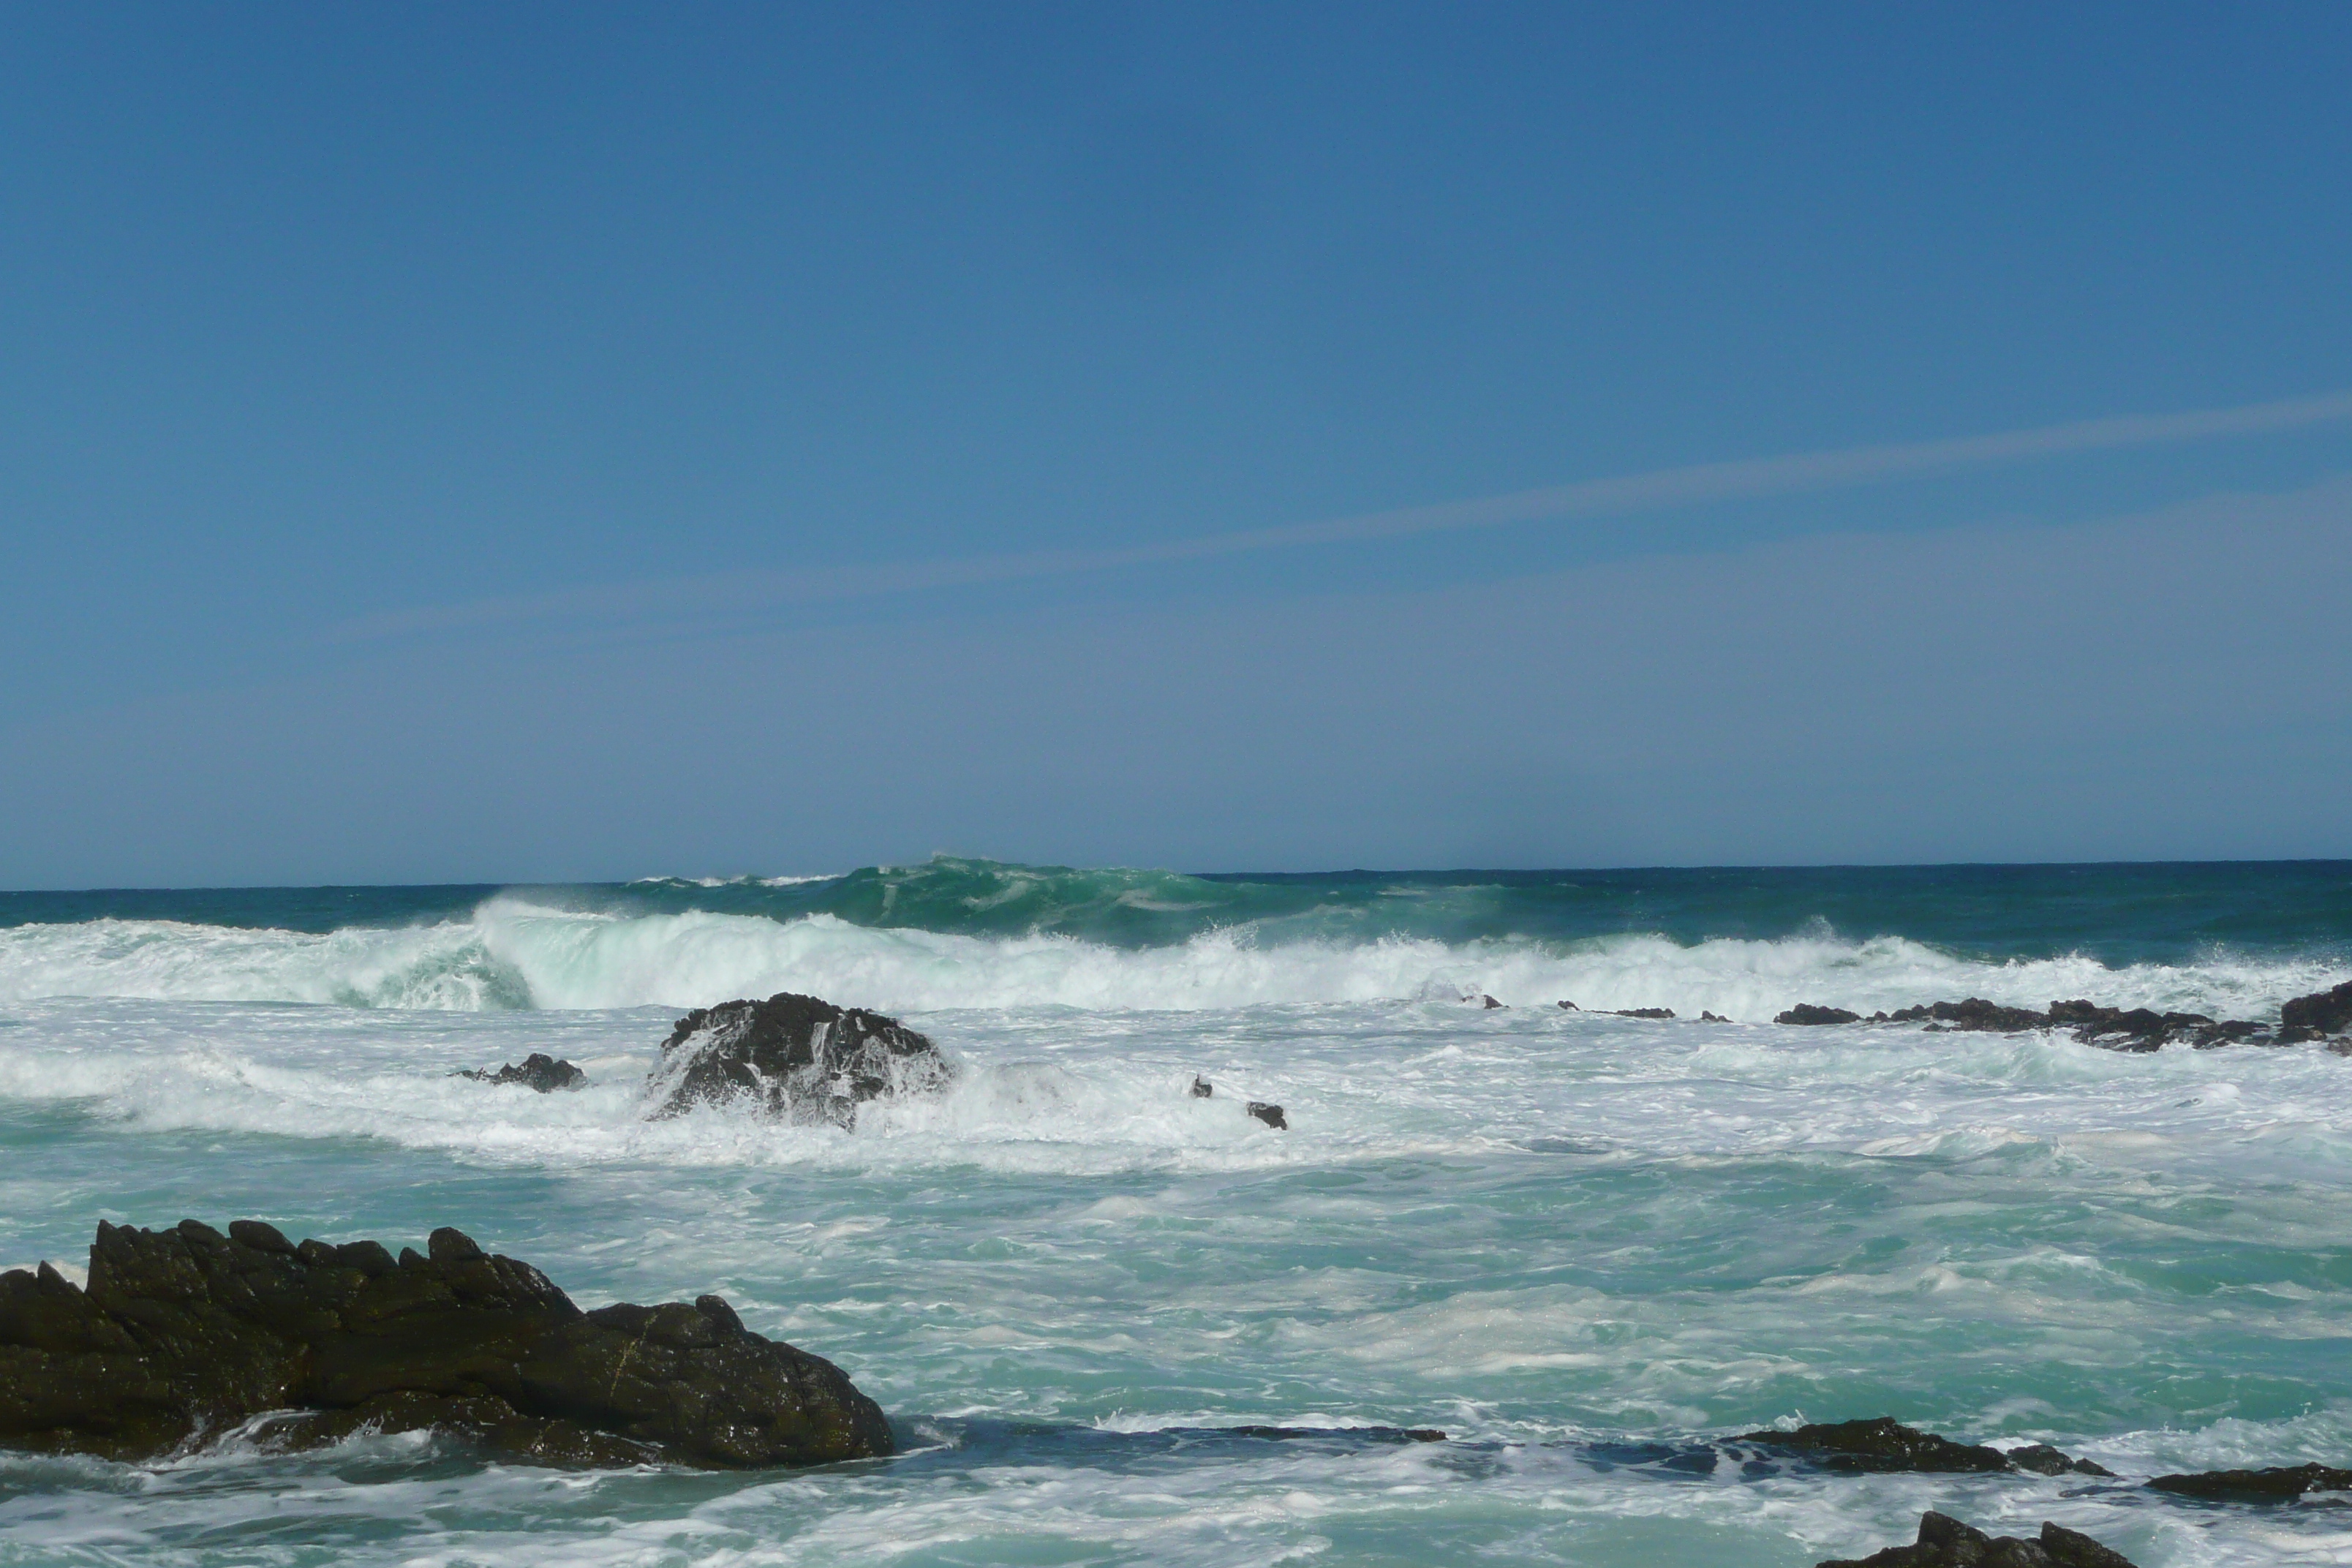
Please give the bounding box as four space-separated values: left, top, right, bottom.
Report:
336 388 2352 640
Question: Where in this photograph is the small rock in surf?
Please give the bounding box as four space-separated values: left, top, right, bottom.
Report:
2147 1461 2352 1501
647 992 954 1128
1191 1075 1214 1098
1776 1004 1861 1025
1246 1101 1287 1130
1738 1416 2106 1476
456 1053 586 1092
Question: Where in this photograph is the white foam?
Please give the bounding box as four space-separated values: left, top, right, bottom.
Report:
0 898 2340 1019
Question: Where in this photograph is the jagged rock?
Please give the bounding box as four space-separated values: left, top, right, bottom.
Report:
2147 1462 2352 1501
1480 994 1505 1009
1700 1011 1733 1022
1190 1076 1214 1098
1820 1511 2138 1568
0 1219 891 1469
457 1053 586 1092
2279 979 2352 1042
649 992 954 1128
1779 1004 1861 1025
1740 1417 2104 1476
1246 1101 1287 1130
1612 1007 1675 1019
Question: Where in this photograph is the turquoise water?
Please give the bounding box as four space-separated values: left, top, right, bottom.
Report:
2 859 2349 1565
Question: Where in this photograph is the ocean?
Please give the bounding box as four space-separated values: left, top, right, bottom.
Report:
1 856 2348 1567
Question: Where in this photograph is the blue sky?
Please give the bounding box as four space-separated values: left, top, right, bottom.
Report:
4 4 2350 884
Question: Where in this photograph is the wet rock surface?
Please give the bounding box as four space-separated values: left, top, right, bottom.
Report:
1770 982 2352 1051
457 1053 585 1092
1738 1417 2110 1477
650 992 954 1127
2146 1462 2352 1501
1246 1101 1288 1130
0 1219 892 1469
1820 1511 2138 1568
2280 978 2352 1041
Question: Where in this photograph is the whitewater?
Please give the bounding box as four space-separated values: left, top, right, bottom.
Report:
2 859 2349 1567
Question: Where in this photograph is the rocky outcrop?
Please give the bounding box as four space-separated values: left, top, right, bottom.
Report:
458 1054 586 1092
0 1219 891 1469
2147 1462 2352 1501
1739 1417 2109 1477
1768 984 2352 1052
1820 1511 2137 1568
649 992 954 1127
1612 1007 1675 1019
2280 979 2352 1042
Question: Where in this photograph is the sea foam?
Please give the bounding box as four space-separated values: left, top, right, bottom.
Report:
0 897 2340 1019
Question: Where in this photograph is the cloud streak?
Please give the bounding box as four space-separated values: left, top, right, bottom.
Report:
339 388 2352 640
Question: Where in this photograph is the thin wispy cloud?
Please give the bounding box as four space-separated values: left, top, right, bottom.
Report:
339 388 2352 641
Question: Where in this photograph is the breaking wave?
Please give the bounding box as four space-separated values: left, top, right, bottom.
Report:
0 896 2339 1019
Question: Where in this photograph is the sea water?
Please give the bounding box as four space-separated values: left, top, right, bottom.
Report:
1 859 2348 1567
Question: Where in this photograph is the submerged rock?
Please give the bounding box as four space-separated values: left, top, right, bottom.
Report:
0 1219 891 1469
1190 1075 1215 1098
1739 1417 2106 1476
1611 1007 1676 1019
1820 1511 2138 1568
458 1053 586 1092
2147 1462 2352 1501
649 992 954 1127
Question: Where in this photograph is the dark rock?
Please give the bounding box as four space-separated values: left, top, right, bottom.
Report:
2280 979 2352 1038
2009 1442 2116 1477
459 1054 587 1092
1480 994 1505 1009
1924 998 2054 1033
0 1219 891 1469
649 992 953 1128
1190 1076 1214 1098
1819 1511 2139 1568
2147 1462 2352 1501
1611 1007 1675 1019
1738 1417 2014 1474
1246 1101 1287 1130
1778 1004 1861 1025
1700 1011 1733 1022
1557 1000 1579 1010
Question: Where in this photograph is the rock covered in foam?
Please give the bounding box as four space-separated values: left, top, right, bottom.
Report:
0 1219 891 1468
648 992 954 1127
1820 1511 2138 1568
457 1053 586 1091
